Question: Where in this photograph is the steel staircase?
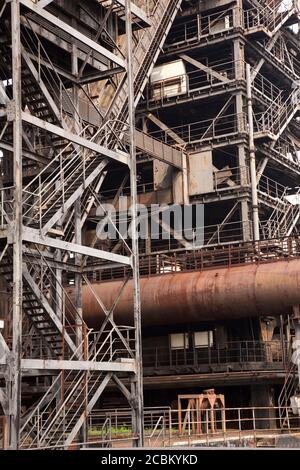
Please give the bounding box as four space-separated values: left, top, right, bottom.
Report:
19 326 129 448
253 71 283 112
255 86 300 140
0 23 75 157
261 186 300 239
21 0 183 235
97 0 149 28
0 247 84 359
1 1 185 450
245 0 298 36
22 123 110 233
278 350 299 429
105 0 183 127
253 33 300 82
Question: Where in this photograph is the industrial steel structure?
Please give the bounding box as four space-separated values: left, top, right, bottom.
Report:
1 0 300 450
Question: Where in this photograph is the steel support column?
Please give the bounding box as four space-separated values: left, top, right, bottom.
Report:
246 63 260 241
9 0 23 450
125 0 144 448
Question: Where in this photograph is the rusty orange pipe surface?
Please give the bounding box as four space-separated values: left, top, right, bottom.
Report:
66 259 300 327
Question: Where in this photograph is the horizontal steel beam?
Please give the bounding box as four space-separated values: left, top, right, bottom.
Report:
21 112 129 166
37 0 53 7
0 141 52 166
21 359 136 372
20 0 125 68
22 227 132 265
22 17 108 74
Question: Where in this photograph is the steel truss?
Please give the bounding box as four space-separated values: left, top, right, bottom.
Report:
0 0 175 450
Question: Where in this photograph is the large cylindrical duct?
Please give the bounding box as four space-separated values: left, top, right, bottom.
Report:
66 259 300 327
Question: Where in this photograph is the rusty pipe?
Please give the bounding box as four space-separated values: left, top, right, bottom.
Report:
66 259 300 327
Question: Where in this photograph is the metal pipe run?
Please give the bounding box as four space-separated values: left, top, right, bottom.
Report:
67 258 300 327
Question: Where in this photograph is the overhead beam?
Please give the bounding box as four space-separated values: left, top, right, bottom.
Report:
20 0 125 68
22 227 132 265
21 17 108 74
21 112 129 165
0 141 51 166
21 359 135 372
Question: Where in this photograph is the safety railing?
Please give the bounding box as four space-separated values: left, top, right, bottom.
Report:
258 174 288 201
260 35 300 78
23 245 88 358
88 327 136 364
84 405 300 448
84 235 300 283
20 319 135 448
19 402 300 449
19 327 92 448
143 341 288 370
260 185 300 239
244 0 295 34
278 339 299 424
22 120 122 229
213 166 250 191
19 322 131 449
165 8 235 51
144 59 241 106
265 136 300 168
21 18 83 132
254 87 300 138
150 113 246 147
253 72 283 108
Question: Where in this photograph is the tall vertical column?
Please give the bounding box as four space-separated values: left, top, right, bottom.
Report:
246 63 260 241
125 0 144 447
10 0 22 449
233 37 251 241
72 43 83 354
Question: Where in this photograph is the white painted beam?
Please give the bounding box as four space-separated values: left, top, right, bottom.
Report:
37 0 53 7
21 359 136 372
22 227 132 265
20 0 125 68
21 112 129 166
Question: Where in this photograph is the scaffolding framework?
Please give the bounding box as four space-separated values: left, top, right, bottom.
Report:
1 0 300 450
0 0 174 449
